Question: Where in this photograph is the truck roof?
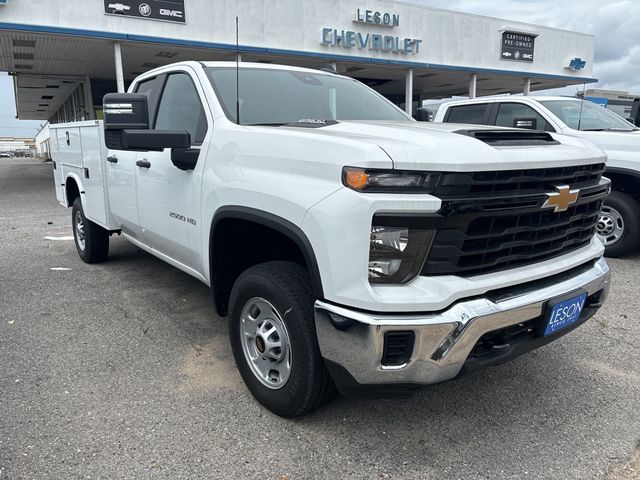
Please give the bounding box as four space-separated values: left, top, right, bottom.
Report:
141 60 346 79
438 95 578 108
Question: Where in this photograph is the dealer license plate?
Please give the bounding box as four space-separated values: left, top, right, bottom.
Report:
544 292 588 336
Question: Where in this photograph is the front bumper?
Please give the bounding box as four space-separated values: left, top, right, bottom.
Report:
315 257 610 397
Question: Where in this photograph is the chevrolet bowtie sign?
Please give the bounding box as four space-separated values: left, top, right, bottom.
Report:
104 0 186 24
542 185 580 213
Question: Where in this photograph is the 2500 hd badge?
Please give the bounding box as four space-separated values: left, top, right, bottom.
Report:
169 211 196 226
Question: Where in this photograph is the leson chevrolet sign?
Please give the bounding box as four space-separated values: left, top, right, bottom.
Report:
104 0 185 23
321 8 423 54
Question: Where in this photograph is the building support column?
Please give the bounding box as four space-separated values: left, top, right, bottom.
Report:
114 42 125 93
469 74 477 99
405 68 413 116
523 78 531 96
83 75 94 120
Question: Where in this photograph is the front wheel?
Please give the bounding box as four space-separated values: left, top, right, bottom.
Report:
72 197 109 263
596 191 640 257
228 261 334 417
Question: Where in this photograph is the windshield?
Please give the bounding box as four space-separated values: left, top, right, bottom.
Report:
206 67 411 125
539 99 635 131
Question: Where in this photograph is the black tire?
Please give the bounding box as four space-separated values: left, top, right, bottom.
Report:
228 261 335 417
598 191 640 258
72 197 109 263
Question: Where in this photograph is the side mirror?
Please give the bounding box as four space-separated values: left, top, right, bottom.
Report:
413 107 432 122
104 93 149 149
103 93 191 151
513 117 537 130
171 148 200 171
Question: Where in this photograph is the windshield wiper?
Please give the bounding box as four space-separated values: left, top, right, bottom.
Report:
242 120 338 128
582 127 634 132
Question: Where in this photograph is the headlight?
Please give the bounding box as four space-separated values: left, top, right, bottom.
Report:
343 167 440 193
369 225 434 284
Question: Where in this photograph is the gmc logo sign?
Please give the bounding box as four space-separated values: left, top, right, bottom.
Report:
160 8 183 18
104 0 186 23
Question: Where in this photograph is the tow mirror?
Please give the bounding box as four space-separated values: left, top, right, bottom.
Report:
104 93 149 149
103 93 191 151
513 117 537 130
121 130 191 151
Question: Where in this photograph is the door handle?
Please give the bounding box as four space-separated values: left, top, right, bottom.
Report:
136 159 151 169
107 155 118 163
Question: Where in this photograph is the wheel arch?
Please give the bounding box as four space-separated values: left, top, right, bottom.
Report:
64 173 85 207
604 167 640 200
209 206 324 317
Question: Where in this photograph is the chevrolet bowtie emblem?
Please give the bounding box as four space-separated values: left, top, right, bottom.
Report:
542 185 580 212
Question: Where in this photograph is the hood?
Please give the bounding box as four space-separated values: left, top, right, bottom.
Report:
568 129 640 171
275 120 606 172
571 129 640 151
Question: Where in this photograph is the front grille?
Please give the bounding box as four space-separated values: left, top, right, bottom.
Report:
433 162 605 196
419 163 608 276
371 163 608 277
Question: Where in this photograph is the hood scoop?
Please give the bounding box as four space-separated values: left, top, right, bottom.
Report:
454 129 559 146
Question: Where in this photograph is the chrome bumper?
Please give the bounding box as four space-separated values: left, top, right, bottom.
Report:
315 257 610 388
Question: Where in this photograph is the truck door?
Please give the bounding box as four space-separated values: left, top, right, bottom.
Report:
106 75 164 239
135 70 210 272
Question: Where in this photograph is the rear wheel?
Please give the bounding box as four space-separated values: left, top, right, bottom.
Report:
596 191 640 257
228 261 335 417
72 197 109 263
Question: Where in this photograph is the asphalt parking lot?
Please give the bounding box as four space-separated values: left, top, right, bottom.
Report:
1 158 639 479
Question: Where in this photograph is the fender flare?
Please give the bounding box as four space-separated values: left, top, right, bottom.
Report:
210 206 325 300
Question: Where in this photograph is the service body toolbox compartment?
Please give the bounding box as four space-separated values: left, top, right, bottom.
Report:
50 120 116 229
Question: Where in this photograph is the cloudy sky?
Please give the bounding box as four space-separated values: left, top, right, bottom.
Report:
0 73 43 137
412 0 640 92
1 0 637 136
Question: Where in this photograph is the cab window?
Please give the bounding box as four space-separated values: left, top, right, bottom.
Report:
154 73 208 145
445 103 490 125
134 76 163 126
494 102 554 131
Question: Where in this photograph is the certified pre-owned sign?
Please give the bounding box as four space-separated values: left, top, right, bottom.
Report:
500 31 537 62
104 0 186 24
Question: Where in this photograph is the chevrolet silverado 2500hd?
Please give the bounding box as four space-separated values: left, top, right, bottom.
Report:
50 62 611 417
435 96 640 257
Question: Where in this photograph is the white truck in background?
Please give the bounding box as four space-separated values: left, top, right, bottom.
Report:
435 96 640 257
50 61 611 417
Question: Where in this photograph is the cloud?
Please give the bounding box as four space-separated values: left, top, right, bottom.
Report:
410 0 640 94
0 73 41 137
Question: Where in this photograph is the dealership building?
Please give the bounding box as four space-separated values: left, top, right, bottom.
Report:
0 0 597 123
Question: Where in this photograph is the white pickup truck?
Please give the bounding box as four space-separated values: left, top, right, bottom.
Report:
434 96 640 257
50 61 611 417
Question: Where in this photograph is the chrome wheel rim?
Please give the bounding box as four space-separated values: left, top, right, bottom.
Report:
74 211 86 251
239 297 291 389
596 206 624 246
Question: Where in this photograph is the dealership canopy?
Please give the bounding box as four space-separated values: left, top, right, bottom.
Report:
0 0 596 122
